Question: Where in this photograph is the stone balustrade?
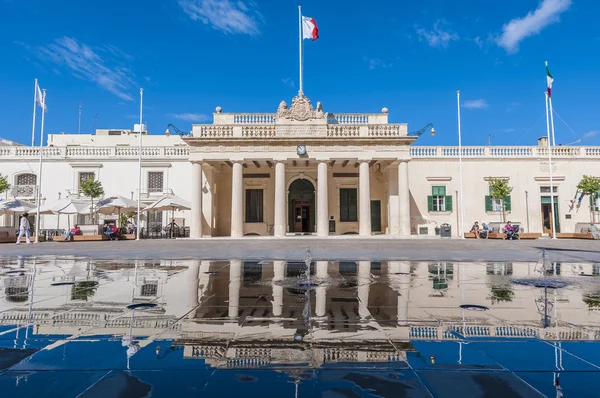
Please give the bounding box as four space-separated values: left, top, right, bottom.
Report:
368 124 408 137
327 125 360 137
327 114 371 124
241 126 276 137
0 146 190 159
233 114 275 124
410 146 599 158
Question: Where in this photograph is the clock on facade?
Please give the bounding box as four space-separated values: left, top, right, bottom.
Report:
296 145 307 156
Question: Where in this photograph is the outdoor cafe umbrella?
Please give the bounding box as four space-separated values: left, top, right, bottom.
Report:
143 195 192 238
0 199 36 228
30 198 90 230
90 196 138 228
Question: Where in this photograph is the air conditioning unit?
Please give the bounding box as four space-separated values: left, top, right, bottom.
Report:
417 224 436 236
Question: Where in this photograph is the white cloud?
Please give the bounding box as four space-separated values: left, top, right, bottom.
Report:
583 131 598 139
168 113 208 122
415 20 459 49
22 37 136 100
496 0 572 53
179 0 261 35
462 99 488 110
473 36 484 49
363 57 392 70
281 77 295 88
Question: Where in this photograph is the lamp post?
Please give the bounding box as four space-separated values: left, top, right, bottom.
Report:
136 88 143 241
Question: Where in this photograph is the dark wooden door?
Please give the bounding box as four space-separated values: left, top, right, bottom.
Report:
293 199 311 233
541 203 553 235
371 200 381 232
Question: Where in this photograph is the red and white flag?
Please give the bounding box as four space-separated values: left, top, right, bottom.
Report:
302 16 319 41
546 62 554 98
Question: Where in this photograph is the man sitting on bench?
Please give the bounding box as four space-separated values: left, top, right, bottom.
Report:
64 225 81 241
590 222 600 240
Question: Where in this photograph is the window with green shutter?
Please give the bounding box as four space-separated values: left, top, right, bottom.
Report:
486 188 511 212
340 188 358 222
429 186 449 212
504 196 512 211
485 195 493 211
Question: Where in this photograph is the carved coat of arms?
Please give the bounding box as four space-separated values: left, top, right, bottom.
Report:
276 92 324 121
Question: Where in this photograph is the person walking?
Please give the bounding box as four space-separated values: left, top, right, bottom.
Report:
16 212 31 245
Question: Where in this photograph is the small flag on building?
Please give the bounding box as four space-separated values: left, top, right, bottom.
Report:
36 80 47 111
546 62 553 98
302 16 319 41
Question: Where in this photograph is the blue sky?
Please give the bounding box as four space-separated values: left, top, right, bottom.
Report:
0 0 598 146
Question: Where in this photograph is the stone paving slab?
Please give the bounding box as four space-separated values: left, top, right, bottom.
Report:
1 237 599 262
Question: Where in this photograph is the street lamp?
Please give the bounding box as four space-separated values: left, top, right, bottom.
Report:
430 127 436 137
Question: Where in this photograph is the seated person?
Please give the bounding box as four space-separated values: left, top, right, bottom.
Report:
481 223 492 239
104 224 116 240
504 221 516 239
470 222 481 238
590 222 600 240
110 225 120 240
64 225 81 241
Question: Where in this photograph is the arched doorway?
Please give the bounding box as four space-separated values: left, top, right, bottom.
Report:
288 179 315 233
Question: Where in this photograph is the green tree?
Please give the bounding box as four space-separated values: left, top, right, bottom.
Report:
488 178 513 223
577 175 600 222
0 174 10 197
490 285 515 304
80 177 104 224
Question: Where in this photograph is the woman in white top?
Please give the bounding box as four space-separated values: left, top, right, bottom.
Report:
16 212 31 245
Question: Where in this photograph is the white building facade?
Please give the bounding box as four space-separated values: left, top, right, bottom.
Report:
1 92 599 238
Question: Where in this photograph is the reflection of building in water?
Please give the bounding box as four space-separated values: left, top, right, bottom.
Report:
2 258 600 368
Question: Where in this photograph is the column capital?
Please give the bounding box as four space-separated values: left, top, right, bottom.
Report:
358 158 372 163
397 158 411 163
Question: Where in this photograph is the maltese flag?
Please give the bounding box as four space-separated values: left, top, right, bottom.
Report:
302 16 319 41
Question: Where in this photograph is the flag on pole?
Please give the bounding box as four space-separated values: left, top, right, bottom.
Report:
546 62 554 98
302 16 319 41
36 81 47 112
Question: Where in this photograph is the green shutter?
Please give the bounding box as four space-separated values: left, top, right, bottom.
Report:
432 186 446 196
445 195 453 211
504 195 512 212
439 186 446 196
485 195 492 211
427 196 434 212
431 186 438 196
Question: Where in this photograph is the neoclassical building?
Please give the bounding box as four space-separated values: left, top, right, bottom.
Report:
1 91 599 238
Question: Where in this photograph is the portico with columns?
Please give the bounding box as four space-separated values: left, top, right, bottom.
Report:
184 92 417 238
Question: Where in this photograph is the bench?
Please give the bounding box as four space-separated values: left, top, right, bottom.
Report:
52 234 109 242
464 231 541 239
556 233 595 240
0 236 46 243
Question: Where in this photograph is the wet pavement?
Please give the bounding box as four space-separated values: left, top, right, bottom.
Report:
1 254 600 397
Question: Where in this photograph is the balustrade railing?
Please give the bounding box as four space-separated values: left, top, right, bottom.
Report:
198 126 234 137
327 114 370 124
327 125 360 137
411 146 600 158
368 125 407 137
0 146 189 159
233 114 275 124
241 126 276 137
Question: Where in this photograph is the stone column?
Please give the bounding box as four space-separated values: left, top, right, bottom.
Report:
315 261 328 317
201 165 214 236
389 261 411 325
231 162 243 237
359 161 371 236
228 260 242 318
398 160 411 236
272 261 285 317
190 162 203 238
274 162 286 237
387 165 399 235
358 261 371 319
186 260 200 319
317 161 329 237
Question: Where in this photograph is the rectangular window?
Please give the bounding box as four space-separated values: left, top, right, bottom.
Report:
485 187 512 212
428 186 452 212
245 189 264 223
339 188 358 222
540 186 558 193
148 172 164 193
79 172 95 186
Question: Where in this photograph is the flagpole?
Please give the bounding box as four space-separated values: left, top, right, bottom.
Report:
31 79 38 147
298 5 303 94
457 90 465 239
34 89 46 244
136 88 143 241
545 91 557 239
549 97 556 146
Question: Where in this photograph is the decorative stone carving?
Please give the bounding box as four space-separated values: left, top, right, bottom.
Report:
275 92 325 121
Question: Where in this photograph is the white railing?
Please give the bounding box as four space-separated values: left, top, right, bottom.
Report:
0 146 189 159
327 125 360 137
327 114 370 124
198 126 234 137
233 114 275 124
368 125 407 137
242 126 276 137
11 185 37 198
411 146 598 158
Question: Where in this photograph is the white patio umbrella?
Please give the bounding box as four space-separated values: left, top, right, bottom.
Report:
0 199 36 229
89 196 138 228
30 198 90 230
143 195 191 238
